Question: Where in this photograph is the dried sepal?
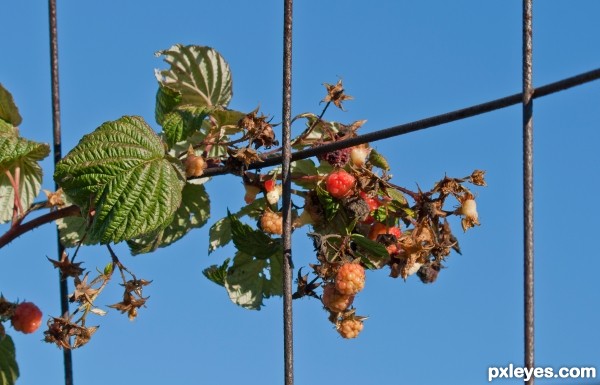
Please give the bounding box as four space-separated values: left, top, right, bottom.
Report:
322 79 353 110
47 251 84 279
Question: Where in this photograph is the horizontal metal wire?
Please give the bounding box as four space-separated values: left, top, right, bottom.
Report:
202 67 600 178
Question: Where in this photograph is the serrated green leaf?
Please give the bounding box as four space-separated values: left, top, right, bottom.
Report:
369 148 390 170
155 84 182 126
155 44 232 108
0 134 49 224
224 251 282 310
0 335 19 385
0 84 22 127
208 198 266 253
229 213 282 259
127 183 210 254
351 234 390 259
202 258 230 287
0 120 17 137
54 116 186 244
161 105 211 148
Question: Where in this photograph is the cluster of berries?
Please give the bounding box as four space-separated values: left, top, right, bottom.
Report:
321 262 366 339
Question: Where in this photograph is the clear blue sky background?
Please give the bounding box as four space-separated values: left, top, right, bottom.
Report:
1 1 599 384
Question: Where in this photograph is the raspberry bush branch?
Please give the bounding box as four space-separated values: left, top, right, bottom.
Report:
1 43 486 360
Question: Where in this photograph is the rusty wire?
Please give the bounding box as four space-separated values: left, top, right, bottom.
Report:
523 0 535 383
281 0 295 384
48 1 74 384
202 67 600 178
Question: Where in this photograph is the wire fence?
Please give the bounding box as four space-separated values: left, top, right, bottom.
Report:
44 1 600 385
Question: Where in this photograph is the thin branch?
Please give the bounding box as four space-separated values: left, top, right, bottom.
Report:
0 205 80 249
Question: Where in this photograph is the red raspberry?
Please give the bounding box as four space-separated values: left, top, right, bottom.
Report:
260 210 283 235
11 302 43 334
322 284 354 313
335 263 365 295
337 318 364 339
325 170 356 199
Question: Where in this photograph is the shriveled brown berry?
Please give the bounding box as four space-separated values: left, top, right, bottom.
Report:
184 151 206 177
322 284 354 313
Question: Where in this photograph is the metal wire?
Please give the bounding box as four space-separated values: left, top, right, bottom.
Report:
48 1 74 384
201 67 600 178
523 0 535 383
281 0 295 384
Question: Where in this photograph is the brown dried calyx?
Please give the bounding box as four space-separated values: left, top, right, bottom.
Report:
238 107 278 149
322 79 353 110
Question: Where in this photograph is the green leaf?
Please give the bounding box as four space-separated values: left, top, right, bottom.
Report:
316 184 339 221
127 183 210 254
208 198 266 253
0 120 18 137
155 44 233 108
0 133 49 224
369 148 390 171
161 105 211 148
54 116 186 244
229 212 282 259
289 159 318 189
351 234 390 259
155 84 182 126
387 188 407 206
224 251 283 310
0 84 22 127
202 258 230 287
209 108 246 133
0 335 19 385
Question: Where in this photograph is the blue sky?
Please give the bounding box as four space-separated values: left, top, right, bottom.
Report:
1 1 599 384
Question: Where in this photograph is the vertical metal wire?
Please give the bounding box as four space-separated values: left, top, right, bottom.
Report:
48 1 74 384
281 0 294 384
522 0 535 383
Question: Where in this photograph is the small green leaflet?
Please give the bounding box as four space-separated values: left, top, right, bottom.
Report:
127 183 210 255
155 84 182 126
202 258 230 287
155 44 233 108
224 251 283 310
369 148 390 170
54 116 186 244
228 212 282 259
0 335 19 385
161 105 211 148
208 199 266 253
316 184 339 221
0 84 22 126
350 234 390 260
0 129 50 224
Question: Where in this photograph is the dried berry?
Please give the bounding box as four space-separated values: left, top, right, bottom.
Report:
320 147 351 167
